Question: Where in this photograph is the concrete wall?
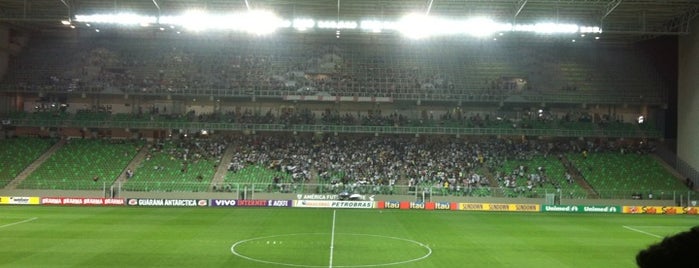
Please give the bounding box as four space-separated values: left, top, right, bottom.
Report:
678 18 699 172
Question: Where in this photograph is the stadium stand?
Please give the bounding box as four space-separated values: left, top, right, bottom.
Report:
0 137 56 187
121 139 225 192
19 138 143 190
567 151 689 199
2 37 664 101
495 155 589 198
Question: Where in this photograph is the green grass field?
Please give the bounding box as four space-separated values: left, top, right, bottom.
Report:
0 206 696 268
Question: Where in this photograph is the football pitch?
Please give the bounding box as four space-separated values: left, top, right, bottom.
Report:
0 206 696 268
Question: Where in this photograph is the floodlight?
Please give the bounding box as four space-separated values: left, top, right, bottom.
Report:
318 20 357 29
293 18 315 31
461 18 509 37
242 10 284 34
397 13 433 39
75 13 156 26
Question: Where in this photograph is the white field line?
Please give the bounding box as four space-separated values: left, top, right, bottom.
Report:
622 225 663 239
0 217 38 229
329 210 337 268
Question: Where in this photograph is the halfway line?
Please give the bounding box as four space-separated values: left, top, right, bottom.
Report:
0 217 38 229
623 225 663 239
329 210 337 268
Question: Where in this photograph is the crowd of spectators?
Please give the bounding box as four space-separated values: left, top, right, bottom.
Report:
145 137 227 173
3 36 663 100
27 106 640 133
223 134 656 196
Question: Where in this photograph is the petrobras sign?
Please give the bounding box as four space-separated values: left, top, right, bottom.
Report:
330 201 375 209
294 200 375 209
295 194 339 200
209 199 292 207
126 198 208 207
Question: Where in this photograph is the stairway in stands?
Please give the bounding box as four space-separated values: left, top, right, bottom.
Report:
5 139 66 189
209 145 237 190
559 154 598 198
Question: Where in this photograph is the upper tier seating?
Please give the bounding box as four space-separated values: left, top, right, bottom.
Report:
2 36 664 100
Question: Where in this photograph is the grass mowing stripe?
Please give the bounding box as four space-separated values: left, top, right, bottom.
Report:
0 217 37 229
0 207 695 268
622 225 663 238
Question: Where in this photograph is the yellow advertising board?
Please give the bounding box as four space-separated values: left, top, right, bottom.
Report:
623 206 698 215
0 196 40 205
457 203 539 212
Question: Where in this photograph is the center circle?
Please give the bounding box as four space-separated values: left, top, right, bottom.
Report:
230 233 432 267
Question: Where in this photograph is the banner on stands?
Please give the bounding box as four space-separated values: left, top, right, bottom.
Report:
209 199 292 207
126 198 208 207
623 206 698 215
41 197 124 206
542 205 620 213
457 203 540 212
295 194 339 200
293 200 375 209
0 196 40 205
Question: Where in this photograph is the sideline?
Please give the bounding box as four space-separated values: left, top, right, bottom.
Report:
329 210 337 268
622 225 663 239
0 217 38 229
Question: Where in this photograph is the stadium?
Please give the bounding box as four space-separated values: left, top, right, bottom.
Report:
0 0 698 267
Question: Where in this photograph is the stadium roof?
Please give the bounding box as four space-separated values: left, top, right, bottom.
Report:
0 0 698 42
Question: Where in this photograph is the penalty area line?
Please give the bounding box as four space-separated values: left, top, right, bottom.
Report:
0 217 38 229
622 225 663 239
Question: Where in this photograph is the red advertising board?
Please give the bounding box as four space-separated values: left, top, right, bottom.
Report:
41 197 125 206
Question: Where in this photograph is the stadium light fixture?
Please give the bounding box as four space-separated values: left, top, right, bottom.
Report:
461 18 511 37
360 20 397 33
75 13 156 26
73 11 602 37
293 18 315 31
397 13 434 39
317 20 357 29
240 10 285 34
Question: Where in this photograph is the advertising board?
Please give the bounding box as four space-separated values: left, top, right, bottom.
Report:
126 198 208 207
41 197 125 206
0 196 40 205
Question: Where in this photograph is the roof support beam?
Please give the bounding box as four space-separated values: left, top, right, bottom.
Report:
426 0 435 16
601 0 622 22
151 0 161 23
514 0 527 22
